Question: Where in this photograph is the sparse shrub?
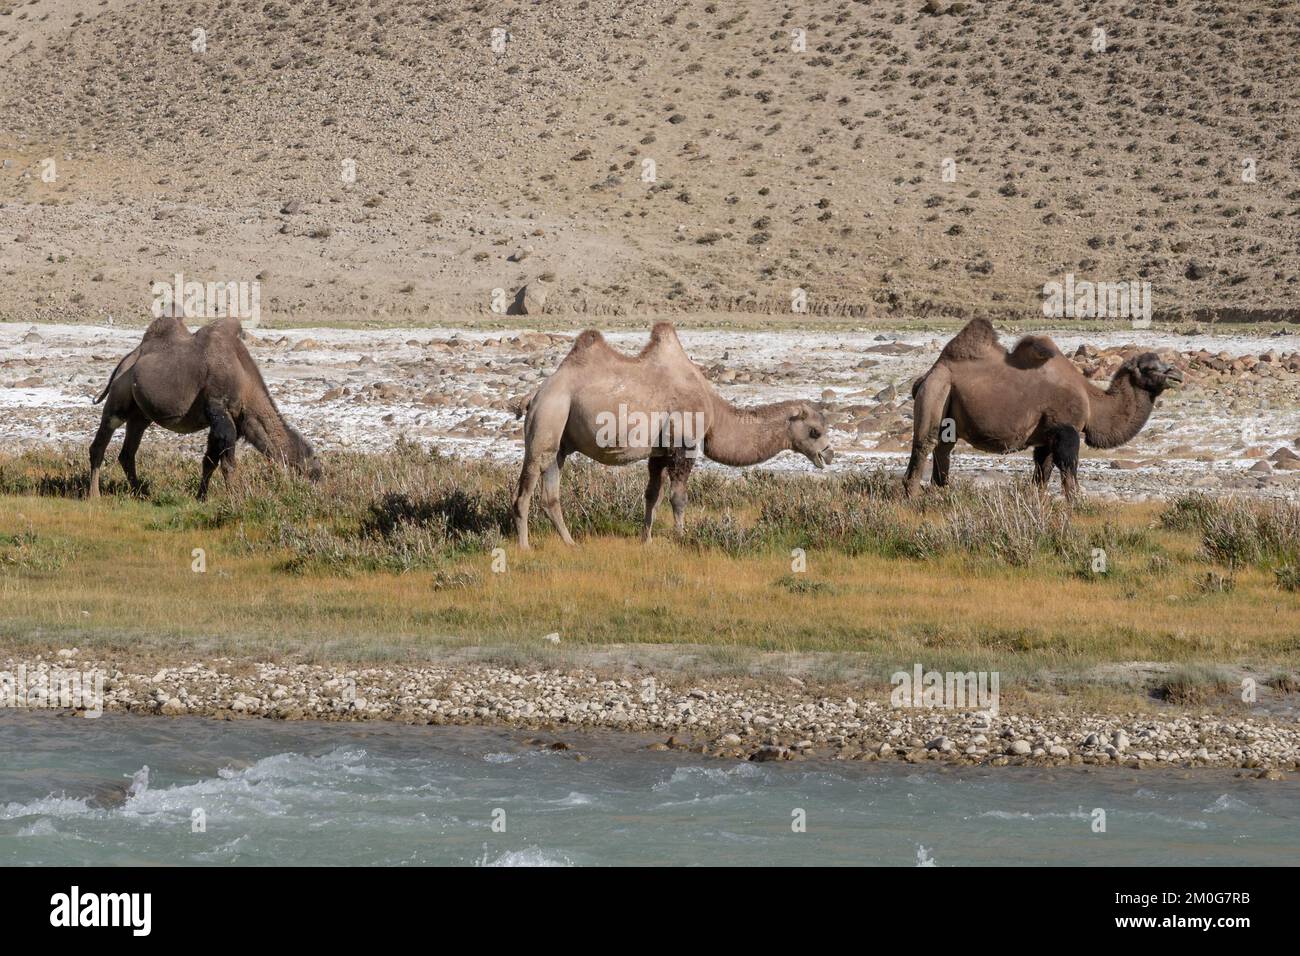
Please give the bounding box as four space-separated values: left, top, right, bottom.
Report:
0 446 1286 582
430 568 482 590
1146 554 1172 575
940 483 1075 566
1157 665 1233 705
1267 673 1298 694
681 513 762 556
775 574 832 595
1162 494 1300 568
1196 570 1235 594
0 530 68 573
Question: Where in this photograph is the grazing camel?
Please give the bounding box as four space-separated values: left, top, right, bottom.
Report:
511 322 834 548
904 318 1182 497
89 315 321 499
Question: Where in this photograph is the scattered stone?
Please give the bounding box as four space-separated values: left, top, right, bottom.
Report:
521 281 548 315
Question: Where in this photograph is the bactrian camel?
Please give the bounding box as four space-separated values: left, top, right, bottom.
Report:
89 316 321 499
512 322 834 548
905 318 1182 497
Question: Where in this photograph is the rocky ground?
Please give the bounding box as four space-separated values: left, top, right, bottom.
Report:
3 321 1299 499
5 651 1297 775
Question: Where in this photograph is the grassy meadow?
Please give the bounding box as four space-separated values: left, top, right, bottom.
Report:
2 442 1298 695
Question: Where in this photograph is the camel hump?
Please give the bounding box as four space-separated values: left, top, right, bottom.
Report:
140 315 190 346
199 315 245 340
648 321 680 346
571 329 606 352
939 318 1001 362
96 316 189 403
643 321 687 356
1008 334 1061 368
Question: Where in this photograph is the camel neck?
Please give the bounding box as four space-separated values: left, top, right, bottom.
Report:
703 398 796 466
241 399 300 465
1086 372 1156 449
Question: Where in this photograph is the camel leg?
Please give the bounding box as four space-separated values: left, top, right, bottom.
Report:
932 440 955 487
539 451 575 547
904 369 950 496
1032 444 1055 488
198 404 238 501
514 392 571 550
512 457 544 550
119 413 151 495
903 442 934 496
1050 425 1081 500
667 451 694 535
87 413 122 500
642 457 669 543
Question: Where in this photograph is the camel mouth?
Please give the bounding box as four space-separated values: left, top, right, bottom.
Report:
1164 368 1184 386
811 450 830 469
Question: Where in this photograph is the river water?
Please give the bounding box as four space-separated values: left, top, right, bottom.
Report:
1 713 1294 866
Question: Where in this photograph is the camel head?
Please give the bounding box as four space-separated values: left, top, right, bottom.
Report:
1119 352 1184 396
285 425 323 482
787 403 834 469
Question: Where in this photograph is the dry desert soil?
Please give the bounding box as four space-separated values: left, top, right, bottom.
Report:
2 0 1298 324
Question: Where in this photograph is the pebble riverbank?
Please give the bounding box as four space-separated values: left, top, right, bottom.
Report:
4 652 1298 776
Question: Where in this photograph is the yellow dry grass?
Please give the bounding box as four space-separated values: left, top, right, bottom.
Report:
3 494 1296 683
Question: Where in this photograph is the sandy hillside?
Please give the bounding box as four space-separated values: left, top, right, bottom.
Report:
1 0 1297 326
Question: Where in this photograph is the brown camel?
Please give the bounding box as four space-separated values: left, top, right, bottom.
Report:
511 322 834 548
89 315 321 499
904 318 1182 497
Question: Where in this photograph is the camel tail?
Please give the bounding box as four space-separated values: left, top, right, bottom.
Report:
510 388 538 420
94 347 140 404
910 365 953 443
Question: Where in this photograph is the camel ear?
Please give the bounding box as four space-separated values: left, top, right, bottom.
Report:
790 405 809 421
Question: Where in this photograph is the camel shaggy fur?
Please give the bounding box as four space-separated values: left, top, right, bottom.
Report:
89 316 320 499
512 322 834 548
905 319 1182 497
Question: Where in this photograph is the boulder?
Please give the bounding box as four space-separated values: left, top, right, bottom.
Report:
521 281 548 315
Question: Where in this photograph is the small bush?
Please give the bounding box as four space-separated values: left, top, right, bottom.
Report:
0 530 68 573
775 574 833 595
681 513 764 556
1157 665 1234 705
1162 494 1300 568
1196 570 1235 594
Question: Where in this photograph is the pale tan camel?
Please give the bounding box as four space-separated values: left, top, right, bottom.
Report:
905 319 1182 497
511 322 834 548
90 316 321 499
